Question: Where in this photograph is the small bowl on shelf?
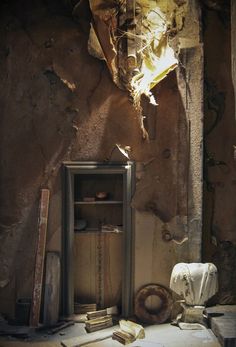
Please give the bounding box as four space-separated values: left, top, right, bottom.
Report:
74 219 87 231
95 191 109 200
83 197 95 202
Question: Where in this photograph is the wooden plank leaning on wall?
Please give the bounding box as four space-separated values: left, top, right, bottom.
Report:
30 189 50 327
43 251 60 326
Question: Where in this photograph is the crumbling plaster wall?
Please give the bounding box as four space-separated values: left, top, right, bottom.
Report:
202 1 236 303
134 0 203 292
0 0 203 318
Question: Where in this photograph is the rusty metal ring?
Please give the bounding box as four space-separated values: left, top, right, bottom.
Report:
134 284 173 324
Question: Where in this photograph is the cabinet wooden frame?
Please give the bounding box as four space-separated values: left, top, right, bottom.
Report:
62 161 135 317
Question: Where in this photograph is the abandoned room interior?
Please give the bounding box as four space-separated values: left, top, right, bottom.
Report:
0 0 236 346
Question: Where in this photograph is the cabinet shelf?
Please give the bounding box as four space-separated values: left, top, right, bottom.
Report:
74 229 124 233
63 161 134 317
74 200 123 205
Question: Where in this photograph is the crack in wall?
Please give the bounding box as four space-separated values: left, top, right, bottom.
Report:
86 63 105 115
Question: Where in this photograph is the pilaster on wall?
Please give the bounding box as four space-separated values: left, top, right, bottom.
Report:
187 43 203 262
232 0 236 121
176 0 204 262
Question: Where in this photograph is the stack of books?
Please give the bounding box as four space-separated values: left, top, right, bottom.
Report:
85 309 113 333
112 330 136 344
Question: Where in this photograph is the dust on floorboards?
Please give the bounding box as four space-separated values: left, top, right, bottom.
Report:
0 342 62 347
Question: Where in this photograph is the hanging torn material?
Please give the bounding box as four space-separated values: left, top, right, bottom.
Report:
87 0 188 136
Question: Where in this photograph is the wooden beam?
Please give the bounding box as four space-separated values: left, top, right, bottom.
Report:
30 189 50 326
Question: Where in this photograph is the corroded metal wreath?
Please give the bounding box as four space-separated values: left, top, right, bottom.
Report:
134 284 173 324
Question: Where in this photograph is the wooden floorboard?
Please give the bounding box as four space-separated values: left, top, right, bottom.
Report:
205 305 236 347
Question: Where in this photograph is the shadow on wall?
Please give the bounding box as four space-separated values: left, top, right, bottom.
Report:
0 0 201 318
0 0 112 318
99 70 190 249
202 3 236 304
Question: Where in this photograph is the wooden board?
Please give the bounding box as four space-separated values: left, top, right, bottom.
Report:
211 314 236 347
30 189 50 326
74 232 123 309
61 326 116 347
205 306 236 347
205 305 236 316
43 252 60 326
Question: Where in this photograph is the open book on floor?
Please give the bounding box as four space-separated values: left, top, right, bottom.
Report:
112 319 145 345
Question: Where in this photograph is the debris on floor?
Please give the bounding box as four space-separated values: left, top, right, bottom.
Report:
36 321 75 335
63 314 88 323
60 326 115 347
0 325 32 339
0 313 32 338
74 303 97 314
112 319 145 345
127 342 163 347
0 315 74 340
177 322 206 330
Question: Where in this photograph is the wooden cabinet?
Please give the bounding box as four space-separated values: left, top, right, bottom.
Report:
73 173 124 309
62 162 134 317
74 232 123 309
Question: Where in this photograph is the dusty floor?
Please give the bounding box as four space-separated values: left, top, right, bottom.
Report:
0 343 61 347
0 323 220 347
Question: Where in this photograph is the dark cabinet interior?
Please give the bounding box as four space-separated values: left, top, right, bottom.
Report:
74 174 123 231
63 162 134 317
73 173 124 310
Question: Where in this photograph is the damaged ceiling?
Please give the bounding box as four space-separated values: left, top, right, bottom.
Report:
70 0 188 137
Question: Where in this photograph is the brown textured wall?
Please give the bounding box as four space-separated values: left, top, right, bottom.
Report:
202 2 236 303
0 0 202 318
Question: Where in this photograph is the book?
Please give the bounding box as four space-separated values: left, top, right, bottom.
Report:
112 319 145 345
112 330 136 345
85 315 113 333
87 309 107 320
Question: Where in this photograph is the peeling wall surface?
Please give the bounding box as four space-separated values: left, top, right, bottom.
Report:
0 0 203 317
202 1 236 304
